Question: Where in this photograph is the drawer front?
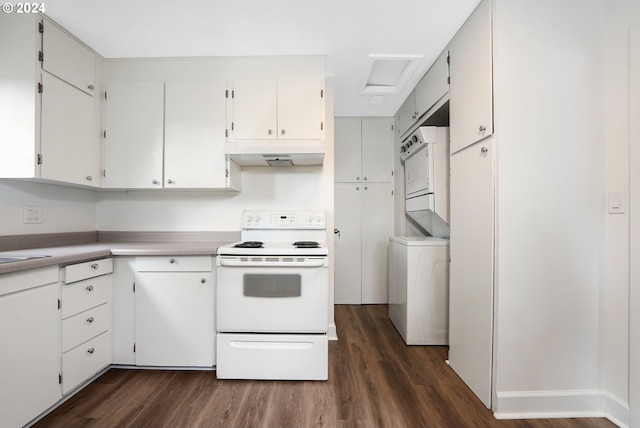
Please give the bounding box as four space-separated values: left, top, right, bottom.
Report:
61 274 109 319
62 331 111 394
64 258 113 284
135 256 212 272
61 303 109 352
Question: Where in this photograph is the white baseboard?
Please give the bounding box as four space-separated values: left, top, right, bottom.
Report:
328 323 338 340
494 389 604 420
602 390 629 428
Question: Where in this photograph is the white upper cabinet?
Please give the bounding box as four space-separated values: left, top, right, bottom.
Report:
164 80 229 189
105 80 239 191
415 50 450 117
335 117 394 183
231 79 324 140
448 0 493 154
104 81 165 189
0 14 101 187
41 19 96 96
40 72 96 185
395 91 417 139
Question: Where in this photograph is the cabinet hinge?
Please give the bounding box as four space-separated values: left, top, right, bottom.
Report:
37 82 43 93
103 130 107 139
39 21 44 34
57 298 61 310
58 373 62 384
225 129 229 138
225 168 229 178
320 122 324 131
320 89 324 98
225 89 228 98
38 51 43 62
232 90 234 98
37 153 43 165
447 76 450 85
104 91 107 100
133 282 135 292
447 53 450 65
391 124 394 131
231 122 234 131
133 343 136 353
103 169 106 178
391 189 394 196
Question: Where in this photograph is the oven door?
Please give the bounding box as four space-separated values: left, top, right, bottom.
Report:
216 256 329 333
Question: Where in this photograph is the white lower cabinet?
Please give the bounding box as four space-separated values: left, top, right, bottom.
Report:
0 267 60 428
60 258 113 394
134 256 215 367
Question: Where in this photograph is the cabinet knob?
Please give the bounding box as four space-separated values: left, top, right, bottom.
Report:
364 186 368 190
169 258 176 264
86 176 93 181
88 84 95 90
91 263 99 269
86 316 94 324
268 129 273 135
356 186 360 190
201 278 206 283
481 147 488 154
364 176 368 181
86 285 94 292
479 125 487 132
281 129 286 135
167 179 175 184
334 228 341 238
152 180 159 185
87 347 95 354
356 176 360 181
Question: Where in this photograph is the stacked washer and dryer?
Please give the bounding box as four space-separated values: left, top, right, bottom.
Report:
389 126 450 345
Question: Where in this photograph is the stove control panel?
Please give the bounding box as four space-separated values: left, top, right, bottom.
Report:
242 211 326 229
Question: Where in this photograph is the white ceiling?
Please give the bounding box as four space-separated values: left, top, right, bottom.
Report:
45 0 480 117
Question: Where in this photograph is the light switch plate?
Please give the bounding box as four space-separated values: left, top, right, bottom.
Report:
23 206 42 224
608 191 625 214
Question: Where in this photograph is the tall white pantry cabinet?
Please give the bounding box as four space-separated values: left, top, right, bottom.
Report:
447 0 605 418
334 118 394 304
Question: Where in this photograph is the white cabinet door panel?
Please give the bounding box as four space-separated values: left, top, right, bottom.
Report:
334 184 362 304
135 272 214 367
232 80 277 140
449 0 493 154
42 19 96 96
0 283 60 428
104 81 164 189
415 51 450 117
361 118 394 183
448 138 494 408
277 79 323 140
40 72 95 185
334 118 362 183
361 183 393 304
164 81 227 188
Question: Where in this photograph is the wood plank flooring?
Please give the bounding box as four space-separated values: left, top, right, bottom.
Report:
34 305 617 428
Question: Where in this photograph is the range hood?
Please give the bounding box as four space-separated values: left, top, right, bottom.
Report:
224 140 325 167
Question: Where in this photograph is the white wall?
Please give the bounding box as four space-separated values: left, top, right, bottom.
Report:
0 180 97 235
492 0 605 416
602 2 640 426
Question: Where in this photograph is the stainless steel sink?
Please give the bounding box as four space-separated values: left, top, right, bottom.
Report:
0 255 50 264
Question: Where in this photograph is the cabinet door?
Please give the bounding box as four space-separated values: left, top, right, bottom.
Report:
231 80 277 140
135 272 214 366
361 118 394 183
164 81 227 188
449 0 493 154
277 79 324 140
104 81 164 189
415 50 450 117
448 138 494 408
0 284 60 427
40 72 96 186
42 19 96 96
111 258 135 365
334 118 362 182
334 183 362 304
361 183 394 304
396 91 417 138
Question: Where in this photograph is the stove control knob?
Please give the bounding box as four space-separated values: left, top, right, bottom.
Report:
255 215 261 222
246 215 253 222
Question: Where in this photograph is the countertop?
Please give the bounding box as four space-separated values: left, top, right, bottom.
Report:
0 232 239 274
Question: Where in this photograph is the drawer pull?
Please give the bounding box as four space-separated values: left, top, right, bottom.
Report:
87 347 95 354
201 278 206 283
86 316 95 323
91 263 99 269
86 285 94 292
169 258 176 264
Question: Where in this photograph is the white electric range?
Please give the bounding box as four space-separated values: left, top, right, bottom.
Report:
215 210 329 380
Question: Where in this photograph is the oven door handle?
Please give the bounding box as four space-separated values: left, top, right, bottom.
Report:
218 258 327 268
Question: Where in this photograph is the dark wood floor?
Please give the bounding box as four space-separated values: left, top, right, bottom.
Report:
35 305 617 428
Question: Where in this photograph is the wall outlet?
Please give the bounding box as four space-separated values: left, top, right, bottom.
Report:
23 206 42 224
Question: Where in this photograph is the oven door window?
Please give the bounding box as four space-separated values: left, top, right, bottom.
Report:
243 274 301 298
